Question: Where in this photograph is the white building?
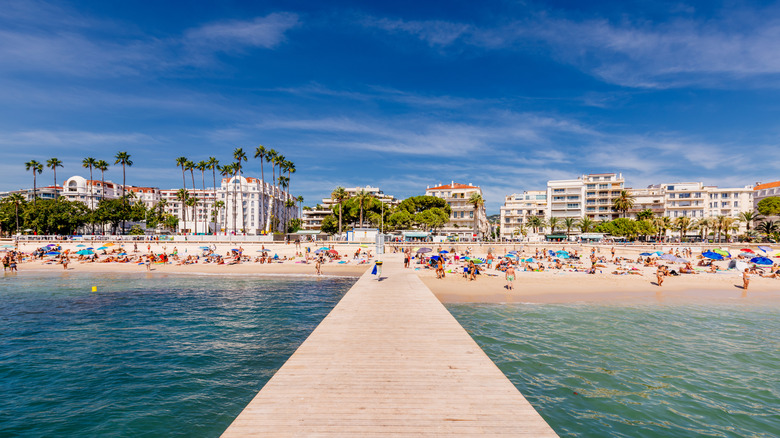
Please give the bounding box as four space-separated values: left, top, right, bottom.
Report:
499 191 547 240
626 185 665 219
425 182 488 239
218 175 296 235
301 185 400 231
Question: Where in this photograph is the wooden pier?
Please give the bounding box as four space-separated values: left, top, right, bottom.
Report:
222 254 557 436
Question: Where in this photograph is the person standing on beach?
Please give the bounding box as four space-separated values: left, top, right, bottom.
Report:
505 265 515 291
315 257 322 275
743 269 750 290
656 266 665 287
404 250 410 268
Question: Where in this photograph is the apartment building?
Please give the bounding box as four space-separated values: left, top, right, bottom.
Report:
425 182 488 239
546 173 624 222
625 185 665 219
499 191 547 240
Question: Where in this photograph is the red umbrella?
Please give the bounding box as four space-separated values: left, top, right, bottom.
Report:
327 249 338 255
741 248 754 253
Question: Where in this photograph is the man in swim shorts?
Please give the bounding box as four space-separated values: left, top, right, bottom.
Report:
505 265 515 291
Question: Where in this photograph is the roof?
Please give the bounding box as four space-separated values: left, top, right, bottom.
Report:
427 183 479 191
754 181 780 191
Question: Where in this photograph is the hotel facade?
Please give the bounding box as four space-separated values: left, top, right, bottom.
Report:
425 182 488 239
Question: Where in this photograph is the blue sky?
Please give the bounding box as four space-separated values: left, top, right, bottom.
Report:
2 0 779 213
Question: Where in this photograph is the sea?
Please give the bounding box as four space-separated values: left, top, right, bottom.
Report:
447 302 780 437
2 272 778 437
0 272 356 437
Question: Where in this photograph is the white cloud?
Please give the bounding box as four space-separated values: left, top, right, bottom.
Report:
183 13 299 53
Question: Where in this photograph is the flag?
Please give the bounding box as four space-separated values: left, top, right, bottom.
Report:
371 264 378 275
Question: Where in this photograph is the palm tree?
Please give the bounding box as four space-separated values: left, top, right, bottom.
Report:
207 157 219 234
674 216 692 242
527 215 544 233
738 211 761 235
756 220 778 240
95 160 109 233
46 158 63 198
94 160 109 201
547 217 560 234
186 196 199 234
578 217 596 233
272 153 285 232
696 218 712 242
467 193 485 239
81 157 97 232
219 163 235 234
296 195 304 222
6 193 25 234
278 175 290 230
563 217 578 238
714 215 727 243
354 189 374 229
114 151 132 234
612 190 635 218
175 156 188 190
285 160 296 218
264 148 278 233
213 200 225 234
721 217 737 243
114 151 132 199
233 148 247 234
254 145 268 232
331 186 349 236
176 188 189 232
24 160 43 206
636 209 654 221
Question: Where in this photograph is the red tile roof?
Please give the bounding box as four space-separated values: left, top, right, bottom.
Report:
427 183 479 191
754 181 780 191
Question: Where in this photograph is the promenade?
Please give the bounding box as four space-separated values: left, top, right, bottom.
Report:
222 254 557 436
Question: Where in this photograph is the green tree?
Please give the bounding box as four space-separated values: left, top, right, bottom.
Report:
25 160 43 206
757 197 780 216
264 148 278 232
547 217 560 234
354 189 375 228
738 211 761 239
756 220 778 240
46 158 63 198
3 193 26 234
233 148 247 233
467 193 485 239
636 209 654 220
254 145 268 231
176 188 189 232
207 157 219 234
674 216 692 242
612 190 635 218
527 215 544 233
114 151 132 233
175 156 189 190
563 217 578 237
578 217 596 233
320 214 338 235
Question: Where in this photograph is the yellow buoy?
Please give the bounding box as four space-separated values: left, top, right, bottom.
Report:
91 286 97 292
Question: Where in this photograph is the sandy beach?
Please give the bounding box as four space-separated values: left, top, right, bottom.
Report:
5 240 780 304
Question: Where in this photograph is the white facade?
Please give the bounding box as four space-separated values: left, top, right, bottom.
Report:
626 185 665 219
499 191 547 240
546 178 584 219
217 175 296 235
425 182 488 238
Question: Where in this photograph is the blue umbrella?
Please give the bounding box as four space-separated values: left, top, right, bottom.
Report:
556 250 570 259
45 251 60 256
640 252 653 256
508 251 518 255
661 254 688 263
505 254 518 259
758 246 771 253
750 256 773 266
76 244 86 247
702 251 724 261
430 255 439 261
439 250 449 253
75 249 94 255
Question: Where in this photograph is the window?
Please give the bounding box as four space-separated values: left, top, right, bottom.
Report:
721 202 729 208
721 193 729 198
553 189 565 193
469 211 473 218
567 203 579 209
679 193 691 198
587 184 596 189
567 195 579 200
599 184 609 189
667 186 675 191
734 201 739 207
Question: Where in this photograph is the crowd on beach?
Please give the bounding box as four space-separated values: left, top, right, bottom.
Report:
400 244 780 291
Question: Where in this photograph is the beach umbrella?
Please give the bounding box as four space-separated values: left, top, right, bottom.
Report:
75 249 94 255
556 250 569 259
97 247 108 251
758 246 771 253
740 248 754 253
439 250 449 253
713 249 731 258
417 248 432 253
430 255 439 261
702 251 724 261
327 249 338 255
318 247 330 251
728 260 749 271
104 242 115 247
45 251 60 256
360 245 368 248
1 244 14 248
314 249 324 254
639 252 653 256
660 254 687 263
750 256 773 265
505 254 518 259
76 244 86 248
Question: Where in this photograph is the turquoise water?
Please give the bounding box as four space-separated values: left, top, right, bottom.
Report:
0 272 356 437
447 303 780 437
